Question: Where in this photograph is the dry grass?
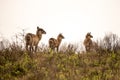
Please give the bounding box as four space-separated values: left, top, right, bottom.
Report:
0 32 120 80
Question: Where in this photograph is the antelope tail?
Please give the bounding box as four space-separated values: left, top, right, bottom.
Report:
25 33 32 41
49 38 55 47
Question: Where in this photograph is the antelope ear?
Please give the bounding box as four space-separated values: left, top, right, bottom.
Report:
37 26 39 29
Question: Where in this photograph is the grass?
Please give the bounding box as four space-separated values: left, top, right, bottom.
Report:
0 47 120 80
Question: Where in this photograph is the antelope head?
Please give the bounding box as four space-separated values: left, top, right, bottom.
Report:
36 26 46 37
58 33 64 40
86 32 93 39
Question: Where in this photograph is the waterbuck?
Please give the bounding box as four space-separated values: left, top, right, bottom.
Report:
49 33 64 52
25 26 46 52
83 32 98 52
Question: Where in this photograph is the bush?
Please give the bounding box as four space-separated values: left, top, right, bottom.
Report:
0 32 120 80
97 32 120 54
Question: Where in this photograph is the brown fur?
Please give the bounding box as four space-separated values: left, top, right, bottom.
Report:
49 33 64 52
25 26 46 52
83 32 98 52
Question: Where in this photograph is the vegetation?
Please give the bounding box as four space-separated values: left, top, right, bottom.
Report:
0 32 120 80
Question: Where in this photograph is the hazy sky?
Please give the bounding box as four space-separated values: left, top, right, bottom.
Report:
0 0 120 44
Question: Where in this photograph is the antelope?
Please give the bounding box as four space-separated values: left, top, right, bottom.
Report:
25 26 46 52
83 32 98 52
49 33 64 52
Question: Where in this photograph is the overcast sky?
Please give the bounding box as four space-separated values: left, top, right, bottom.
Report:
0 0 120 45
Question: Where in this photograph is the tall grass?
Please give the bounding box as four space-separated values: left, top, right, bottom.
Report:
0 32 120 80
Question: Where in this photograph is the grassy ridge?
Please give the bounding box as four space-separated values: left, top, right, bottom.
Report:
0 49 120 80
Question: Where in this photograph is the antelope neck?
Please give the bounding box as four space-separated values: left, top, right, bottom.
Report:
57 38 62 45
36 33 42 40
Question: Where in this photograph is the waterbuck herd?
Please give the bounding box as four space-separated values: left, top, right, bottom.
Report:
25 26 98 53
